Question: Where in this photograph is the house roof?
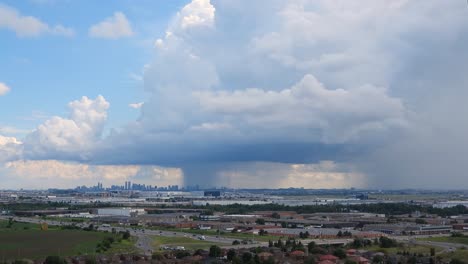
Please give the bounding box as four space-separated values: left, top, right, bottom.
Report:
320 254 339 260
258 252 273 257
290 250 305 256
318 260 336 264
351 256 369 260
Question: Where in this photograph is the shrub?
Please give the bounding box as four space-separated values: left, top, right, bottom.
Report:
44 256 67 264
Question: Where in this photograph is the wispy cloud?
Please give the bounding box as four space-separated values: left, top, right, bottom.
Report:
0 126 31 136
129 73 143 82
0 4 74 37
19 110 51 121
0 82 10 96
129 102 144 109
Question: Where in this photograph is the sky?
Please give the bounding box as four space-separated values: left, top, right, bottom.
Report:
1 0 468 189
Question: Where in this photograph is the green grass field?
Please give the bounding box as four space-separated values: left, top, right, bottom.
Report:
439 249 468 262
44 216 87 223
0 220 136 260
419 236 468 245
152 236 224 251
365 244 442 255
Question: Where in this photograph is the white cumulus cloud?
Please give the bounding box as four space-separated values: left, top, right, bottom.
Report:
23 95 109 160
0 135 22 163
89 12 133 39
194 74 407 143
177 0 215 29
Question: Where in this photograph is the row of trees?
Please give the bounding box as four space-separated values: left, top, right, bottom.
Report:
190 202 468 217
268 238 305 252
350 237 399 249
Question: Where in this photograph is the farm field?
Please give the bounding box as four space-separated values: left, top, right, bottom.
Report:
0 220 136 260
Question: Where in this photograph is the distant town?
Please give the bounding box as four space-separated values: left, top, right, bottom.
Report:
2 186 468 263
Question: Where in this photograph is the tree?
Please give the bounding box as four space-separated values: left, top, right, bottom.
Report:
333 248 346 259
272 212 280 219
175 250 190 259
44 256 66 264
209 245 222 258
227 249 236 261
7 217 14 228
305 256 317 264
122 230 131 240
450 260 466 264
407 256 417 264
152 252 164 260
232 240 240 245
254 254 260 264
352 238 371 248
12 261 30 264
337 231 343 237
372 255 384 264
256 218 266 225
415 218 428 224
259 229 268 236
276 239 284 248
307 241 316 252
84 257 97 264
268 240 274 247
379 236 397 248
242 252 253 263
265 256 275 264
451 232 464 238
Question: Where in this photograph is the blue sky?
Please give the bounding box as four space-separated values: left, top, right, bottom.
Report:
1 0 468 189
0 0 188 135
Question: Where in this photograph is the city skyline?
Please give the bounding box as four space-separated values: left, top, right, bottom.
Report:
1 0 468 189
